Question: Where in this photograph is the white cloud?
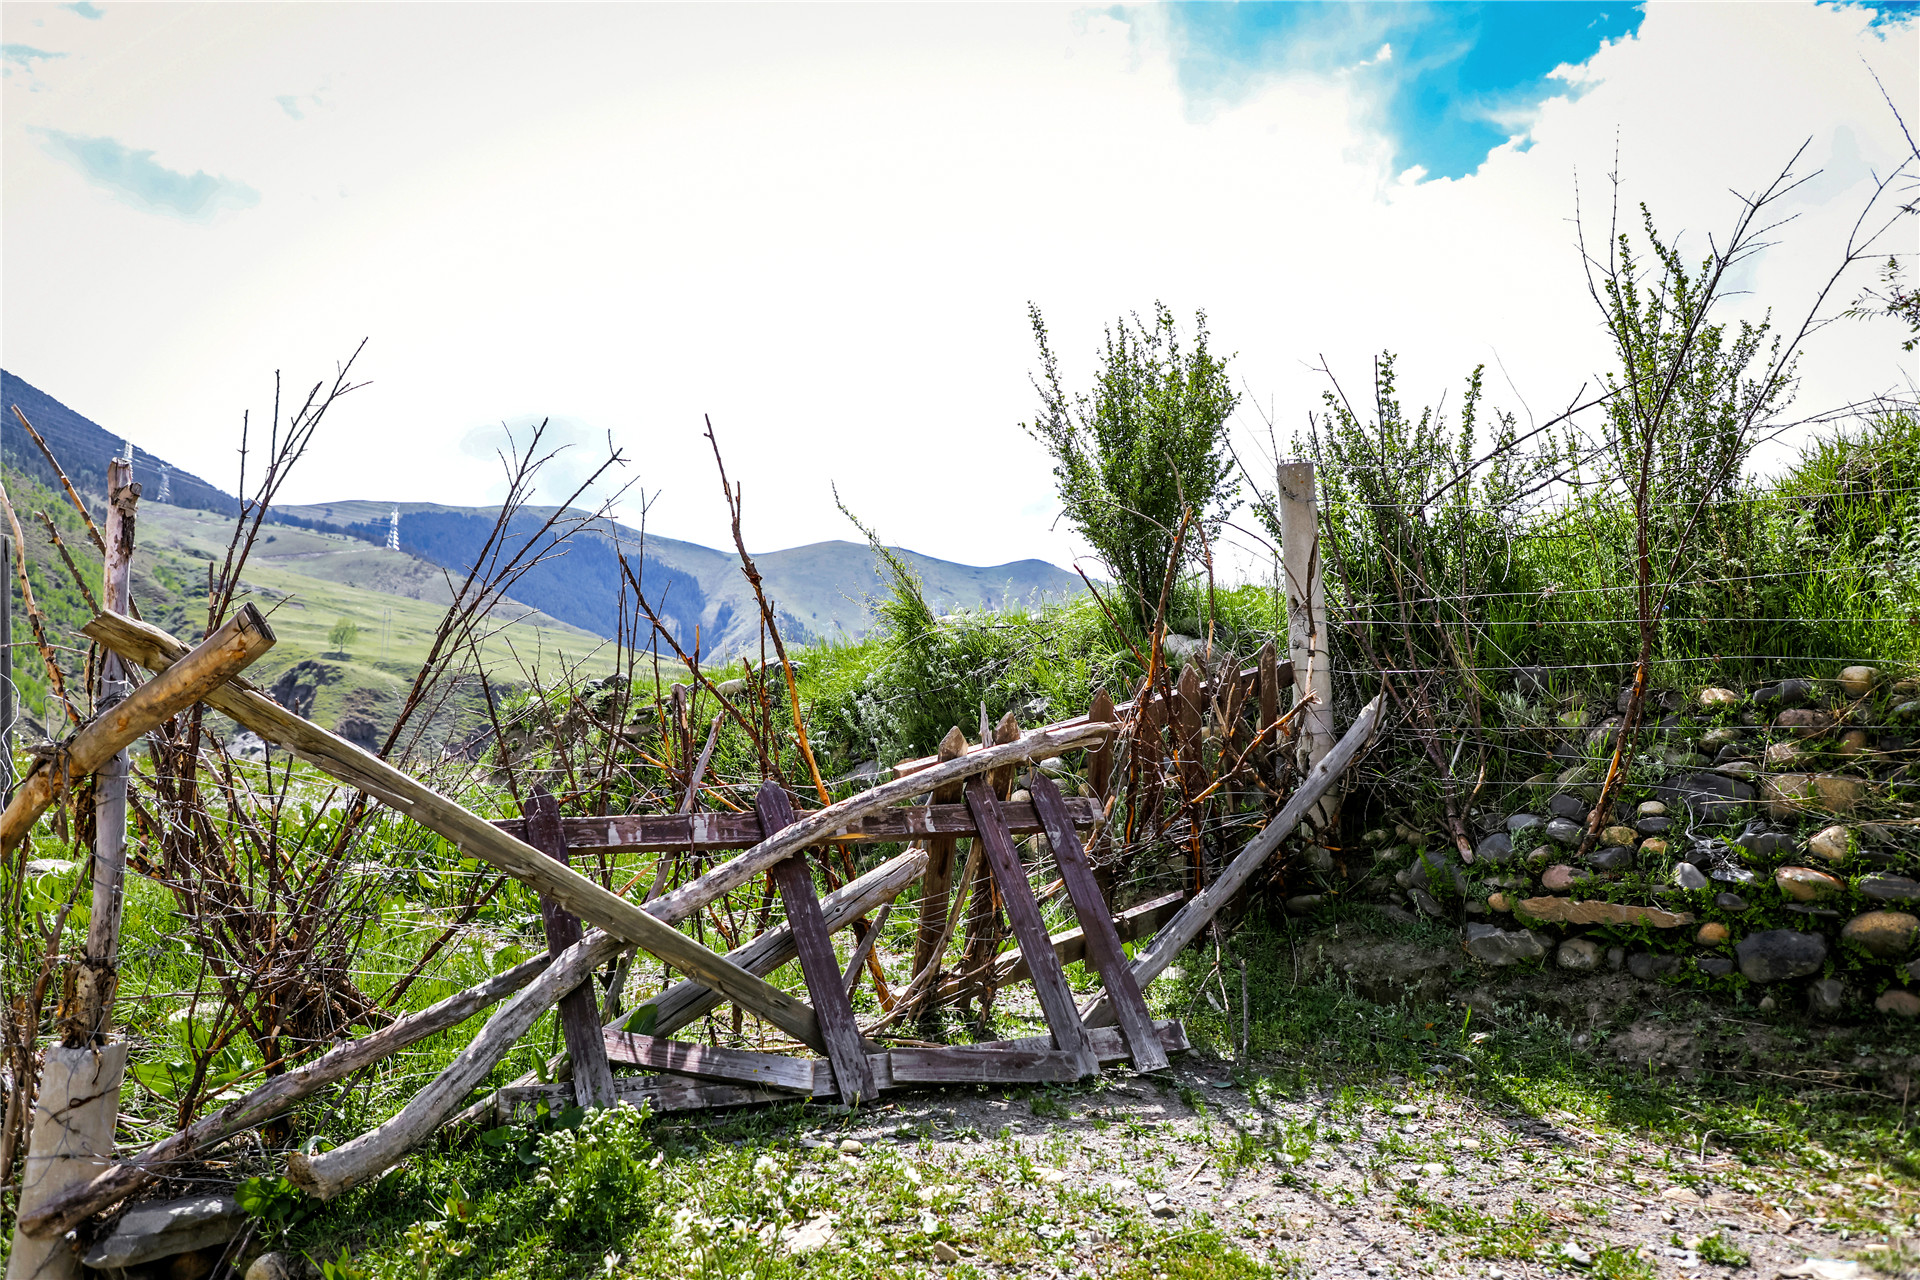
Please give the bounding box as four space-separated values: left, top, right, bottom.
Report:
0 3 1912 581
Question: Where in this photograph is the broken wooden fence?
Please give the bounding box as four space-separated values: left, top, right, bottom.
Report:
24 613 1378 1237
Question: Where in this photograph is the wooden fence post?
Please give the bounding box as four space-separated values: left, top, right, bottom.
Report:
1277 461 1334 821
524 787 617 1109
73 459 138 1041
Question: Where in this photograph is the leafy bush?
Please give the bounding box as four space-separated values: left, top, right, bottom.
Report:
1023 301 1240 626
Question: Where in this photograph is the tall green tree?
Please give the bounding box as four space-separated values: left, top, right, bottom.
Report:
1022 301 1240 627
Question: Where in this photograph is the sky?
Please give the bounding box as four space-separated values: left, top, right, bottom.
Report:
2 1 1915 579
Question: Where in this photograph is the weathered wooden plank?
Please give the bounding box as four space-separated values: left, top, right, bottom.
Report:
887 1047 1082 1085
497 1076 796 1124
601 1031 819 1094
996 1019 1191 1065
974 891 1185 990
494 1021 1192 1123
1083 696 1382 1028
758 783 875 1106
962 776 1099 1077
622 847 928 1041
526 788 617 1109
1028 774 1167 1073
493 798 1103 854
86 612 832 1053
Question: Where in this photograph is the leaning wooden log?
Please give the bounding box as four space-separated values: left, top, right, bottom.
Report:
288 930 623 1200
85 611 829 1052
2 605 274 855
1081 694 1382 1028
645 721 1113 926
18 951 556 1240
489 795 1101 854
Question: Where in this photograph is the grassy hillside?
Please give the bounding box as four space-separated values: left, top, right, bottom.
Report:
0 471 624 747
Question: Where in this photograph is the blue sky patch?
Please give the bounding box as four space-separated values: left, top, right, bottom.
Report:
32 129 260 220
1816 0 1920 27
62 2 104 19
1155 1 1645 180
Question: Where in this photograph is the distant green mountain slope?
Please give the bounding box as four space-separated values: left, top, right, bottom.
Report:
278 501 1085 660
2 367 1085 668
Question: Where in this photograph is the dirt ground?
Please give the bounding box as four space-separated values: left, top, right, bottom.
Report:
729 1047 1906 1280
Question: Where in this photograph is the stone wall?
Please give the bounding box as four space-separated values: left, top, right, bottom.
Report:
1339 666 1920 1020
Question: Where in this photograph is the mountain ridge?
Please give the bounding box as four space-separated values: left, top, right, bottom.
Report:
1 369 1083 657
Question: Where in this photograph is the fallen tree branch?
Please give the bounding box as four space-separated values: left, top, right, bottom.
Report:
18 951 556 1239
286 931 622 1200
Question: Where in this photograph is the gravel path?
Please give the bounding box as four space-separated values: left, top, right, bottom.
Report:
756 1051 1905 1279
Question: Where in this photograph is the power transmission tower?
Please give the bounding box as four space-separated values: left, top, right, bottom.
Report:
387 508 401 552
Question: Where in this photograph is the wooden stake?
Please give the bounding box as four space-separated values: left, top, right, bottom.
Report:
524 787 617 1109
73 459 138 1043
756 782 874 1106
1084 690 1116 897
1256 639 1279 769
1277 462 1333 786
0 535 12 796
957 712 1019 1019
1173 664 1207 889
5 1043 127 1280
962 776 1098 1077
